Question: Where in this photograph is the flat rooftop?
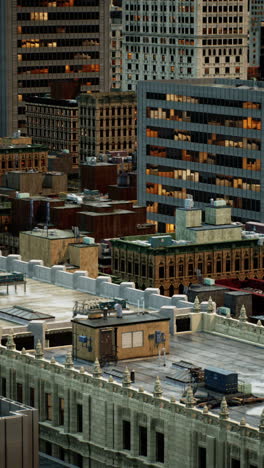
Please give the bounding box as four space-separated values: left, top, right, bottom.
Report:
0 277 107 324
73 313 169 328
43 332 264 428
21 229 79 240
151 78 264 92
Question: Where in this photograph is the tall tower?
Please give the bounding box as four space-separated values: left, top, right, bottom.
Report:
121 0 248 91
0 0 111 137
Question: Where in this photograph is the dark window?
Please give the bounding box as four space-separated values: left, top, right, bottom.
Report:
159 266 165 278
216 260 222 273
231 460 240 468
148 265 153 278
139 426 147 457
253 257 259 269
45 393 52 421
178 263 184 277
123 420 131 450
114 258 118 270
244 258 249 270
156 431 164 463
226 259 231 272
235 258 240 271
59 398 64 426
17 383 23 403
169 265 175 277
198 446 207 468
207 262 212 274
128 261 132 273
30 387 35 407
188 263 194 276
1 377 6 397
135 263 139 275
176 317 191 332
77 404 83 432
46 442 52 456
142 264 146 277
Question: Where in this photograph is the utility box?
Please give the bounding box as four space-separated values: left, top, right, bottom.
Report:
224 291 252 318
205 367 238 394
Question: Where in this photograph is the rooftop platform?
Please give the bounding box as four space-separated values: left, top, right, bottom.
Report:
0 277 105 324
43 332 264 428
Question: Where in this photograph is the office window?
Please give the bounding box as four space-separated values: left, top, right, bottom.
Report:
30 387 35 407
156 432 164 463
123 420 131 450
139 426 147 456
17 383 23 403
77 404 83 432
1 377 6 397
198 446 207 468
122 331 143 348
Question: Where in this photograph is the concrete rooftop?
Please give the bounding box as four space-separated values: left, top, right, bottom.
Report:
0 277 106 324
43 332 264 428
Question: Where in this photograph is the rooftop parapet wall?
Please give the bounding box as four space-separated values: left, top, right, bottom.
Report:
0 254 264 348
0 341 262 468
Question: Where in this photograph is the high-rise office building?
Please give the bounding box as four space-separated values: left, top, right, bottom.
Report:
110 2 122 89
122 0 248 91
137 78 264 232
248 0 264 79
0 0 111 137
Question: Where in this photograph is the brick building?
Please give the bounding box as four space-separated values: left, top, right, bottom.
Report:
111 201 264 295
0 136 48 177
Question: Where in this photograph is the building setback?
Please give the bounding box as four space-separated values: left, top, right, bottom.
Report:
79 91 137 162
137 78 264 231
122 0 248 91
0 0 111 136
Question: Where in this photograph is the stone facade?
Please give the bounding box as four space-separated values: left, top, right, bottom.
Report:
0 340 263 468
111 237 264 296
79 92 137 162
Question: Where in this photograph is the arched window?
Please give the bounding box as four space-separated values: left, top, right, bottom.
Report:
160 285 165 295
169 284 174 297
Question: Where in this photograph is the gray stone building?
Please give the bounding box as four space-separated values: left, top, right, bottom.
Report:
0 339 263 468
122 0 248 91
137 78 264 230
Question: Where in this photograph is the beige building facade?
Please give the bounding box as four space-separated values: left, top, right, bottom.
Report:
79 92 137 162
